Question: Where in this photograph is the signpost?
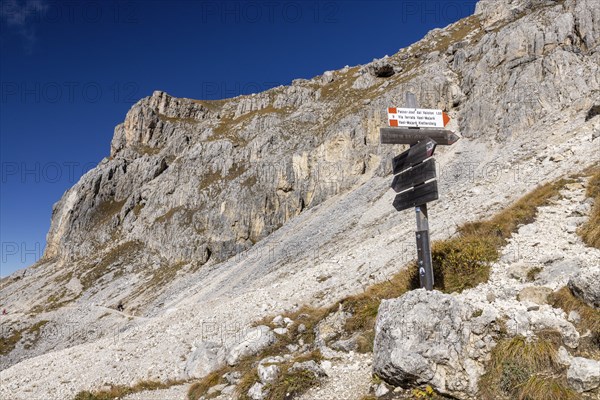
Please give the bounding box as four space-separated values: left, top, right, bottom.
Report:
387 107 450 128
391 158 436 194
381 93 459 290
380 128 460 145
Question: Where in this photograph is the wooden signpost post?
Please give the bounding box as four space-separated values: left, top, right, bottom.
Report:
381 92 459 290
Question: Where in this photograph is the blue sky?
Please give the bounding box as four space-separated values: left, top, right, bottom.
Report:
0 0 476 276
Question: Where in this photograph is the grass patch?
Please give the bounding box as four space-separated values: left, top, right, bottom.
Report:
187 370 224 400
0 320 50 355
154 206 194 225
340 267 417 353
459 179 570 242
23 320 49 350
234 351 324 400
436 179 571 293
132 203 145 216
263 367 319 400
527 266 543 282
518 375 580 400
430 235 497 293
73 379 184 400
579 167 600 248
157 113 199 125
80 240 143 291
132 144 162 156
91 199 126 227
479 335 577 400
0 325 22 356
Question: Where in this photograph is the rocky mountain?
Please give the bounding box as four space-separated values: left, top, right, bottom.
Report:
1 0 599 399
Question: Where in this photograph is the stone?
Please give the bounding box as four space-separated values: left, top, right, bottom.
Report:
223 371 242 385
558 346 572 367
183 341 226 379
517 286 553 305
567 310 581 324
248 382 266 400
226 326 276 366
568 267 600 309
365 58 395 78
289 360 327 378
258 364 279 384
375 383 390 397
331 333 359 352
207 383 227 395
221 385 235 395
321 71 335 84
567 357 600 392
314 307 350 348
273 327 288 335
260 356 285 364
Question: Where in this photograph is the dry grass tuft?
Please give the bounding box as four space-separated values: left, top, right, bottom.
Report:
550 286 600 360
479 336 577 400
431 235 497 293
187 370 224 400
0 326 22 356
579 167 600 248
262 366 319 400
518 375 580 400
73 379 184 400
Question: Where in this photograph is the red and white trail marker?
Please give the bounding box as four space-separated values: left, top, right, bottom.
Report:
388 107 451 128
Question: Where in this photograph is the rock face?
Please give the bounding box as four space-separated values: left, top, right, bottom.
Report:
568 266 600 309
1 0 599 398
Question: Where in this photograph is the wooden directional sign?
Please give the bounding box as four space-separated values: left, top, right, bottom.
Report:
392 180 439 212
392 138 437 174
388 107 451 128
391 159 437 193
380 127 460 145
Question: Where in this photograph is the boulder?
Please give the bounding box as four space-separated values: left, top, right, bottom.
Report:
183 341 226 379
248 382 266 400
567 357 600 392
257 364 279 384
366 58 395 78
517 286 553 305
375 382 390 397
226 326 276 366
373 289 498 399
314 307 350 348
568 267 600 309
289 360 327 378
